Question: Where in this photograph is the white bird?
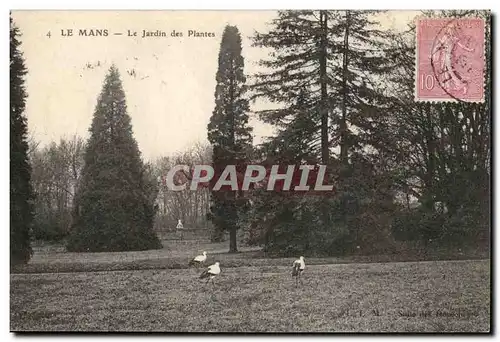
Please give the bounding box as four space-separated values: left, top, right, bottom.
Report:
189 251 207 267
199 261 221 287
292 256 305 285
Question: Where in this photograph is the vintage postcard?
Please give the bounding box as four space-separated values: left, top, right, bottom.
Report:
10 10 491 333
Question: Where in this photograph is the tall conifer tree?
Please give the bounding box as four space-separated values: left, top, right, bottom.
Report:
250 10 393 254
207 25 253 252
10 17 34 266
67 65 161 252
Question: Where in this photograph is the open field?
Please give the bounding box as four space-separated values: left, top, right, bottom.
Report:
12 239 488 275
11 253 490 332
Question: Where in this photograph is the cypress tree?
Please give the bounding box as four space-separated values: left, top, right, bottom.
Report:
67 65 161 252
207 25 253 253
10 17 34 266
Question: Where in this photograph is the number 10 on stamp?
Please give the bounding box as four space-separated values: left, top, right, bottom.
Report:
415 17 485 103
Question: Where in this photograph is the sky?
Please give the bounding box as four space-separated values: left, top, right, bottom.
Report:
12 10 419 161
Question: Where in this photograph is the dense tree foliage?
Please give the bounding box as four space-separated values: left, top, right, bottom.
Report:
385 10 491 248
244 10 490 256
29 136 85 241
248 10 398 255
207 25 253 252
10 17 35 266
20 11 490 259
67 66 161 252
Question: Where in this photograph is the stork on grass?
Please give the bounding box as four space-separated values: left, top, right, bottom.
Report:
199 262 220 287
189 251 207 267
292 256 305 286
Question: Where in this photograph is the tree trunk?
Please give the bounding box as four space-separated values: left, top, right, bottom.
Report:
340 10 350 167
319 10 329 166
229 226 237 253
318 11 331 234
228 57 239 254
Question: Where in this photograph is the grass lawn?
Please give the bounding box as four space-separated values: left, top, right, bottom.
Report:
10 258 490 332
12 239 488 275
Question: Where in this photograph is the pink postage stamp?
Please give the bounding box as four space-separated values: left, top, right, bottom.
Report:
416 17 485 102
